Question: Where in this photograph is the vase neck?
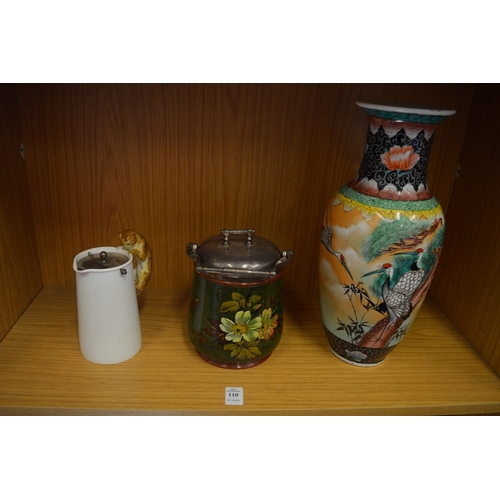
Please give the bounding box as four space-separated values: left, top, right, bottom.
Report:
349 115 439 201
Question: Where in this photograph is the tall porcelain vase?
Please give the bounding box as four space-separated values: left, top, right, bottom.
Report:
319 101 456 366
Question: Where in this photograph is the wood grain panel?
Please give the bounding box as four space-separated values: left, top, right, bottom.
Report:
430 84 500 375
16 84 474 294
1 288 500 415
0 84 43 341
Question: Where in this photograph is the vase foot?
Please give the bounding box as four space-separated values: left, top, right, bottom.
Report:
324 325 394 365
330 347 386 367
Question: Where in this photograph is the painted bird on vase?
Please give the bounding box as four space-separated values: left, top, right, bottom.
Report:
362 248 425 324
321 225 353 280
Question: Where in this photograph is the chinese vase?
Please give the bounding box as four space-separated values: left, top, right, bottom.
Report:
319 101 456 366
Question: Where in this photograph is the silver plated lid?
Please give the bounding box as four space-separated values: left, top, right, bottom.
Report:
186 229 292 282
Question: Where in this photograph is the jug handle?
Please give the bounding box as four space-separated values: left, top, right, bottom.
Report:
117 229 152 295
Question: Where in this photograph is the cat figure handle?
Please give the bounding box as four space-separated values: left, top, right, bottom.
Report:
117 229 152 295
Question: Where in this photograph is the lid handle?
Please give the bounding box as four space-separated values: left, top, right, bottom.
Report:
186 242 199 263
189 249 293 278
221 229 255 246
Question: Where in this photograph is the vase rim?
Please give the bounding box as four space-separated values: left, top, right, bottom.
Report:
356 101 456 117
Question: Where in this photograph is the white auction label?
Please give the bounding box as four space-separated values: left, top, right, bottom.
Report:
225 387 244 405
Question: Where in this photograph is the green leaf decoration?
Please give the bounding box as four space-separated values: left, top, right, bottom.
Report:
248 295 262 305
222 339 262 360
236 347 255 360
220 301 240 313
231 346 243 358
230 292 246 309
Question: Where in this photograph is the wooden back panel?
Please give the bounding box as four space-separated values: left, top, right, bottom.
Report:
429 84 500 374
16 83 473 294
0 85 43 341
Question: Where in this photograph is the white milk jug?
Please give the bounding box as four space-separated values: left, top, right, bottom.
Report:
73 230 151 364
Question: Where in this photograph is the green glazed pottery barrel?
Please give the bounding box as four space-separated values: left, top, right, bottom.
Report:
187 229 293 369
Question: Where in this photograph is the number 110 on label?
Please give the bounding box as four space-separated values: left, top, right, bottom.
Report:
225 387 244 405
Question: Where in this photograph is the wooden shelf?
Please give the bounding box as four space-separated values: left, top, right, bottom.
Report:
1 287 500 415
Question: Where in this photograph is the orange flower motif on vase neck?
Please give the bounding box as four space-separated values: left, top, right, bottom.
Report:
380 145 420 171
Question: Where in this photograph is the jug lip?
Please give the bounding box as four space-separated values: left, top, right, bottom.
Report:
73 246 132 273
